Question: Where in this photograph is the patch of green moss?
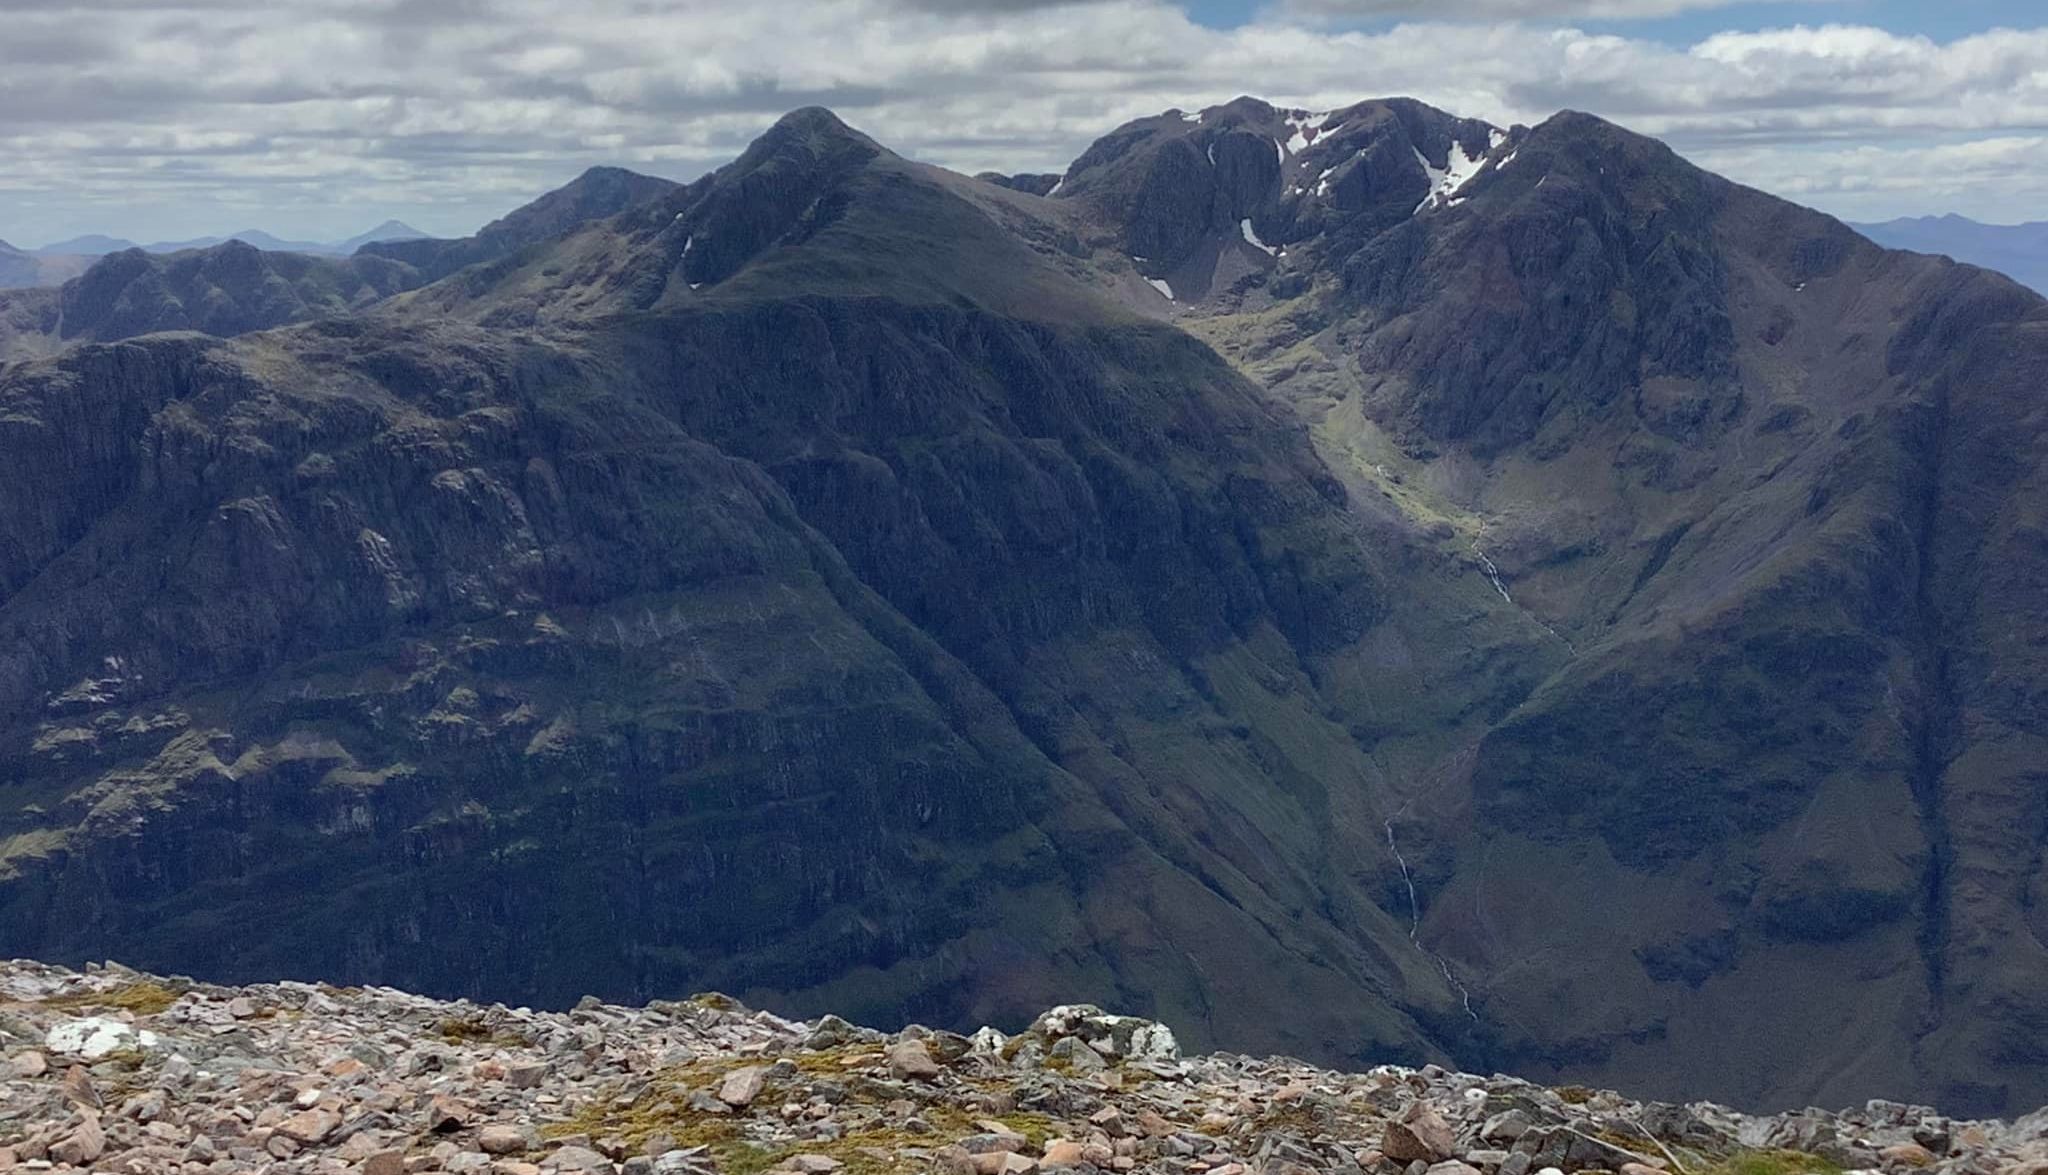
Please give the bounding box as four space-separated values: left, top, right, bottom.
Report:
437 1016 530 1048
1253 1102 1329 1137
93 1045 149 1072
788 1045 879 1075
1704 1150 1841 1175
980 1113 1056 1148
40 981 182 1017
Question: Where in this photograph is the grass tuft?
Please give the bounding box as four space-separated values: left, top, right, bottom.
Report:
40 981 182 1017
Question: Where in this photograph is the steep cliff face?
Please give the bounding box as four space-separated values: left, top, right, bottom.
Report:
1116 105 2048 1113
0 112 1551 1075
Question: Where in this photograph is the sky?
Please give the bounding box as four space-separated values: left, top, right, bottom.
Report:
3 0 2048 248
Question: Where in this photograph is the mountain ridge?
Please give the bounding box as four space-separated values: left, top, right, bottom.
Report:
0 97 2045 1118
29 221 432 260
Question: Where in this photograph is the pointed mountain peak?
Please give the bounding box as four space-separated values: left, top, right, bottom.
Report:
764 106 878 144
655 109 891 293
731 106 888 175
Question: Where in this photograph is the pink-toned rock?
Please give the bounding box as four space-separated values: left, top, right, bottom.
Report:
61 1064 100 1110
429 1094 473 1133
51 1115 107 1167
1041 1140 1087 1166
8 1052 46 1080
719 1065 768 1107
278 1109 342 1145
1882 1145 1936 1169
1384 1104 1456 1164
364 1150 408 1175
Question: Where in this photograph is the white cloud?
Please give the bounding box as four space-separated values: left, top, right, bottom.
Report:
1281 0 1826 18
1 2 2047 244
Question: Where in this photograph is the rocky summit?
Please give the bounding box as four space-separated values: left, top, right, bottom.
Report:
9 960 2048 1175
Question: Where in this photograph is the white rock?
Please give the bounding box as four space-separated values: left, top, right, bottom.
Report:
45 1015 161 1059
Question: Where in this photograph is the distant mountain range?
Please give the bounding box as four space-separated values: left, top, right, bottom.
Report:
20 220 430 263
0 238 91 289
1852 213 2048 294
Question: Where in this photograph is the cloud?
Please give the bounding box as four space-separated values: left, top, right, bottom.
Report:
1 1 2046 244
1279 0 1821 19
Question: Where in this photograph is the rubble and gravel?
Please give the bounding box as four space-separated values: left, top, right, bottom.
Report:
7 959 2048 1175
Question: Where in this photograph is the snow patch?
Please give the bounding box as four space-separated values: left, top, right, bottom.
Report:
1180 109 1202 123
1282 109 1323 155
1413 141 1487 213
1274 138 1286 165
1206 142 1217 166
1145 277 1175 301
1046 177 1064 198
681 235 694 256
1240 218 1277 257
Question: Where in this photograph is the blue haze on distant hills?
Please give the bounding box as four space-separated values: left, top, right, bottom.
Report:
1852 214 2048 296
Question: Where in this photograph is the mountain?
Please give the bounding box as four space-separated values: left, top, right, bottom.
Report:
11 958 2046 1175
30 234 139 256
361 165 679 281
0 239 34 287
24 224 434 263
1853 213 2048 295
1 101 2047 1119
336 218 429 253
137 229 329 254
0 184 671 360
0 239 92 290
142 222 434 256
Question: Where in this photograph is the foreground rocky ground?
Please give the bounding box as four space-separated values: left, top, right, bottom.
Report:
5 961 2046 1175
